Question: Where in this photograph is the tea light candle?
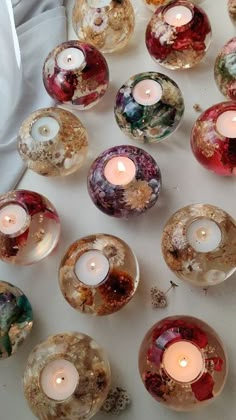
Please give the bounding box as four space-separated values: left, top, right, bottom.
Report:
164 5 193 27
104 157 136 186
186 219 222 253
40 359 79 401
31 117 60 142
132 80 163 106
57 47 85 71
75 250 110 286
216 110 236 138
163 341 204 383
0 204 27 235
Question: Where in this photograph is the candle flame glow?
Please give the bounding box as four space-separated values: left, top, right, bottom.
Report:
145 89 151 97
179 357 188 368
90 261 96 270
117 161 126 173
232 117 236 122
176 13 182 20
39 125 50 136
3 215 16 227
56 377 63 384
196 228 208 241
67 54 72 63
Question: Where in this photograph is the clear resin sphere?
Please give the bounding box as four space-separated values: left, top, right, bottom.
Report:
0 190 61 265
43 40 109 110
114 72 184 143
18 107 88 176
139 316 228 411
214 38 236 101
24 332 111 419
145 0 212 70
162 204 236 287
87 145 162 218
228 0 236 21
72 0 135 54
59 234 139 316
191 102 236 176
0 281 33 359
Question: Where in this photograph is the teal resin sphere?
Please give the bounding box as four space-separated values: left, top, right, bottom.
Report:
114 72 184 144
0 281 33 359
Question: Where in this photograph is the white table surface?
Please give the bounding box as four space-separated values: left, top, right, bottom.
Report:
1 0 236 419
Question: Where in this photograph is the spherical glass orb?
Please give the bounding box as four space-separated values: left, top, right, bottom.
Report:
191 102 236 176
24 332 111 419
228 0 236 21
43 40 109 110
59 233 139 316
162 203 236 287
87 145 162 218
0 281 33 359
72 0 135 53
114 72 184 143
145 0 212 70
18 107 88 177
214 38 236 101
0 190 61 265
139 316 228 411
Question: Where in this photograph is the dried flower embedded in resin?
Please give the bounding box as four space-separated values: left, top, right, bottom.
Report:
88 145 162 218
24 332 111 419
228 0 236 21
139 316 228 411
162 204 236 287
191 102 236 176
145 0 212 70
0 190 60 265
18 107 88 177
101 387 131 414
214 38 236 101
43 40 109 110
59 234 139 316
114 72 184 143
0 281 33 359
72 0 135 53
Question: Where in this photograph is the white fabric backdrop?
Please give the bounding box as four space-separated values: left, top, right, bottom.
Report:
1 1 236 419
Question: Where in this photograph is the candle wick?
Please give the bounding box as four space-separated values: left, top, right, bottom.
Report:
67 54 72 63
145 89 151 97
39 125 50 136
179 357 188 368
90 262 96 271
4 215 16 225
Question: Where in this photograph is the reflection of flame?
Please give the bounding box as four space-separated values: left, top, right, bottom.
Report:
179 357 188 368
176 13 182 20
117 161 126 172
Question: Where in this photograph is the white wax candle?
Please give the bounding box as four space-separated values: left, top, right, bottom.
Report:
216 110 236 138
75 250 110 286
40 359 79 401
57 48 85 71
163 341 204 383
164 5 193 27
133 80 162 106
104 157 136 186
0 204 27 235
88 0 111 7
31 117 60 142
186 219 222 253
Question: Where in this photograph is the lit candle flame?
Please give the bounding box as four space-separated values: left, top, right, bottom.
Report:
56 378 63 385
179 357 188 368
3 215 16 226
67 54 72 63
117 161 126 173
196 228 208 240
145 89 151 97
232 117 236 122
90 261 96 271
176 13 182 20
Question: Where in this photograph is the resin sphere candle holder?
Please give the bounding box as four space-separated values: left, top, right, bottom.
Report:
145 0 212 70
24 332 111 419
0 281 33 359
43 40 109 110
87 145 162 218
191 102 236 176
228 0 236 21
59 233 139 316
18 107 88 176
214 38 236 101
0 190 60 265
139 316 228 411
114 72 184 143
162 203 236 287
72 0 135 54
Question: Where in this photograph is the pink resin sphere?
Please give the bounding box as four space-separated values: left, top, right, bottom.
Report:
43 40 109 110
191 102 236 176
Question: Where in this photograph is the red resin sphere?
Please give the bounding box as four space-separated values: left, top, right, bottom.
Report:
191 102 236 176
145 0 212 70
43 40 109 110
